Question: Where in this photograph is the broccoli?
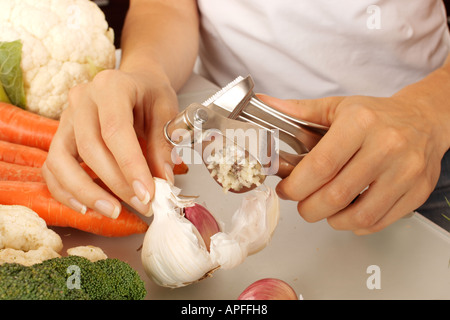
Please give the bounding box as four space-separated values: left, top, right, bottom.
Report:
0 256 147 300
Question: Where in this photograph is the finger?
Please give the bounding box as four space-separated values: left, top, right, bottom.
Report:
43 116 122 219
351 171 435 235
326 160 433 233
73 100 144 212
144 91 179 183
91 79 154 207
322 144 405 231
353 194 417 235
42 162 88 215
326 178 399 232
42 162 86 214
296 145 380 222
44 158 122 219
257 94 345 126
276 112 366 202
69 86 152 215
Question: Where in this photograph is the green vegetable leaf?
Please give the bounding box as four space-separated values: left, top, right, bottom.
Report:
0 40 26 109
442 197 450 221
0 83 11 104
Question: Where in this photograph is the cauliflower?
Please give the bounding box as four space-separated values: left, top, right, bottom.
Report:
0 246 61 266
0 205 114 266
0 205 63 252
0 0 116 119
67 245 108 262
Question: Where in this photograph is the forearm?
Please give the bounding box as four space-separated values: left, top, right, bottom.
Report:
119 0 199 91
394 53 450 151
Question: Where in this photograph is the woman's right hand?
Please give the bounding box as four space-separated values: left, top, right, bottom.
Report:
41 69 179 218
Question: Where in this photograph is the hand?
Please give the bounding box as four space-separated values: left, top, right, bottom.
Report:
42 69 179 218
259 93 448 234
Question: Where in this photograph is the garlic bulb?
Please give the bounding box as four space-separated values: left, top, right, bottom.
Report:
141 178 279 288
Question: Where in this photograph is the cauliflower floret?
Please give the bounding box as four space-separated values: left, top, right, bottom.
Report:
0 205 113 266
0 0 116 119
67 245 108 262
0 205 63 252
0 246 61 266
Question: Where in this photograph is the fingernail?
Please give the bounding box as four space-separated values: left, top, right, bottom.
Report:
172 153 183 165
164 162 175 184
94 200 121 219
132 180 150 205
130 196 149 214
69 198 87 214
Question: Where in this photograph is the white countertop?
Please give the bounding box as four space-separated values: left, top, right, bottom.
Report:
55 73 450 300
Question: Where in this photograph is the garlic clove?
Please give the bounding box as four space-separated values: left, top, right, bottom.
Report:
209 232 248 270
237 278 299 300
228 186 279 256
209 186 280 270
184 204 221 252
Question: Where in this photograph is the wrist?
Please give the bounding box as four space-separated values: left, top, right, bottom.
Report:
119 39 195 92
393 67 450 151
118 50 176 100
119 49 170 83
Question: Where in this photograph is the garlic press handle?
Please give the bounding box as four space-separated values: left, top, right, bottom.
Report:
245 96 327 154
276 151 305 179
206 75 327 156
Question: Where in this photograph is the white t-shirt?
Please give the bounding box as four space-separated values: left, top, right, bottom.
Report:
196 0 450 99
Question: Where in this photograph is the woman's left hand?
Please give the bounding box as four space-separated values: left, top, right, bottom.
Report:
259 93 449 235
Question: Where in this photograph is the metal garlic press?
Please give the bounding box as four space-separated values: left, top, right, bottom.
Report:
164 75 328 192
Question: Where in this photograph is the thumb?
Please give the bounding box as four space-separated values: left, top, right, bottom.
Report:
257 94 344 127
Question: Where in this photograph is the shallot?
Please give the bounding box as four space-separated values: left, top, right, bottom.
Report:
238 278 299 300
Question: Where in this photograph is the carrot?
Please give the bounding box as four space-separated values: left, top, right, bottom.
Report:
0 161 45 182
173 161 189 175
0 147 97 181
0 102 59 151
0 140 47 167
80 162 98 180
0 180 149 237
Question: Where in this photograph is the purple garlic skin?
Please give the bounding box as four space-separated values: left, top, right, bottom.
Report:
184 204 221 251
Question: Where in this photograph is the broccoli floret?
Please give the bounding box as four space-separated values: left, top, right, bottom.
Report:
87 258 148 300
0 260 90 300
0 256 147 300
